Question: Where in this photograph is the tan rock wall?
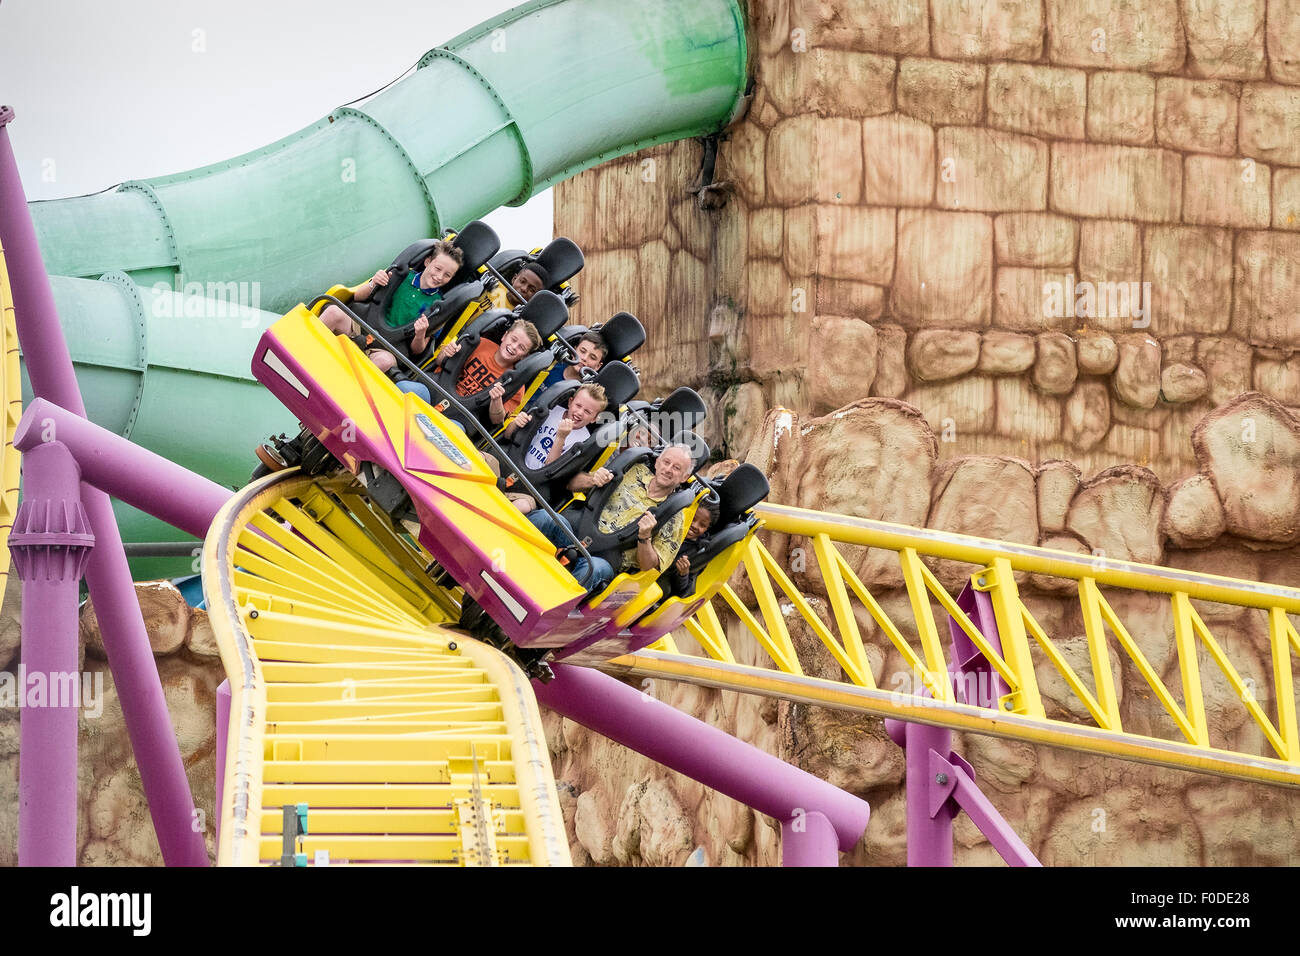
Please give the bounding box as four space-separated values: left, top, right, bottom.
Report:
0 579 223 866
548 398 1300 866
554 0 1300 483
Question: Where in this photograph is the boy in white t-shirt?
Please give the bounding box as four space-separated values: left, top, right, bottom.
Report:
501 383 608 513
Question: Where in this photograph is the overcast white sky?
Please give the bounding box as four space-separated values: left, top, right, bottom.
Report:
0 0 553 247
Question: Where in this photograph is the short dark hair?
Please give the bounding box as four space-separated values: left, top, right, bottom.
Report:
518 262 551 287
696 499 720 524
578 330 609 360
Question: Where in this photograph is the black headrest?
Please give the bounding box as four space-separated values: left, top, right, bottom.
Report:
487 248 527 274
392 239 439 270
516 290 568 341
452 220 500 270
639 387 708 443
594 312 645 361
390 224 498 282
716 463 769 527
558 324 588 345
658 387 708 425
665 432 710 470
535 237 584 287
593 360 640 409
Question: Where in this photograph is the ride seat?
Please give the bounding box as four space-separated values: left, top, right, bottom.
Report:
496 363 639 509
358 220 501 356
626 463 771 643
426 290 569 430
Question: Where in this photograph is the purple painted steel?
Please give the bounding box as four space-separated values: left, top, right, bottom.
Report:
781 810 839 867
10 442 93 866
15 399 231 539
936 750 1041 866
216 680 230 843
534 664 870 851
253 328 585 642
948 582 1009 709
0 113 209 866
902 721 955 866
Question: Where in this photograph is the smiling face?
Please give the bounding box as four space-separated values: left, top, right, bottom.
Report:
495 327 534 366
420 253 459 290
511 268 544 302
567 391 603 429
654 446 693 487
686 508 713 540
574 339 606 371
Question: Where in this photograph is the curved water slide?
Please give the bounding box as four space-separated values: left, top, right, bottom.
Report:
23 0 749 576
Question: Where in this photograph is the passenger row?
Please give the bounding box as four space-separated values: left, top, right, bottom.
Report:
267 219 769 616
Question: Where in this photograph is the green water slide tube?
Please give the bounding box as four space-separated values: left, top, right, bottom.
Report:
22 0 748 577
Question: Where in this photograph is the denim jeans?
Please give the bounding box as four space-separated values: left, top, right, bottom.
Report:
398 379 466 432
396 379 432 403
528 510 614 594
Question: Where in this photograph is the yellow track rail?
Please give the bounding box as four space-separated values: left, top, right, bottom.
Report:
204 471 570 866
0 243 24 611
623 503 1300 788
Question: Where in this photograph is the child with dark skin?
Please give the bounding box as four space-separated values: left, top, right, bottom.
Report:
661 500 719 599
486 262 550 311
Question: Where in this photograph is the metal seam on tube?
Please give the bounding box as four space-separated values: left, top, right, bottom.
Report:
333 107 443 236
98 272 149 441
419 48 535 206
115 181 181 270
142 118 336 189
434 0 575 54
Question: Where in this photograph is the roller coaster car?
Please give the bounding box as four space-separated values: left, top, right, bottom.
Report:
558 462 770 665
252 303 768 668
497 360 641 506
332 220 501 359
252 305 590 648
424 290 569 430
518 434 713 653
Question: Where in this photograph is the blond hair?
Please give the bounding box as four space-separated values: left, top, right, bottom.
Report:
508 319 542 351
574 382 609 412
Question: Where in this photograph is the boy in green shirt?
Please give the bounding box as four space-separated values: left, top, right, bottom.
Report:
319 240 464 371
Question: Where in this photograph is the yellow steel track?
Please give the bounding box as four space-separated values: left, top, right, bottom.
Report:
621 503 1300 789
204 470 570 866
0 243 23 610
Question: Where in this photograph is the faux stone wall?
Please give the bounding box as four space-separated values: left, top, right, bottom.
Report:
553 396 1300 866
0 578 224 866
554 0 1300 482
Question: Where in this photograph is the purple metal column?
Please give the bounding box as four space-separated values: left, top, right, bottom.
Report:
780 810 838 867
534 664 870 864
0 106 209 865
15 400 231 538
887 719 955 866
10 442 94 865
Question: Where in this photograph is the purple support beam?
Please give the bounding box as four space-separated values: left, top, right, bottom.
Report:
534 664 870 863
886 717 1041 866
215 679 230 844
10 442 93 865
888 719 956 866
15 400 231 539
930 749 1040 867
780 810 838 867
1 107 209 865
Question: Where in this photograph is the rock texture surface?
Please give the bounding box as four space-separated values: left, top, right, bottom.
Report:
553 0 1300 483
0 581 224 866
